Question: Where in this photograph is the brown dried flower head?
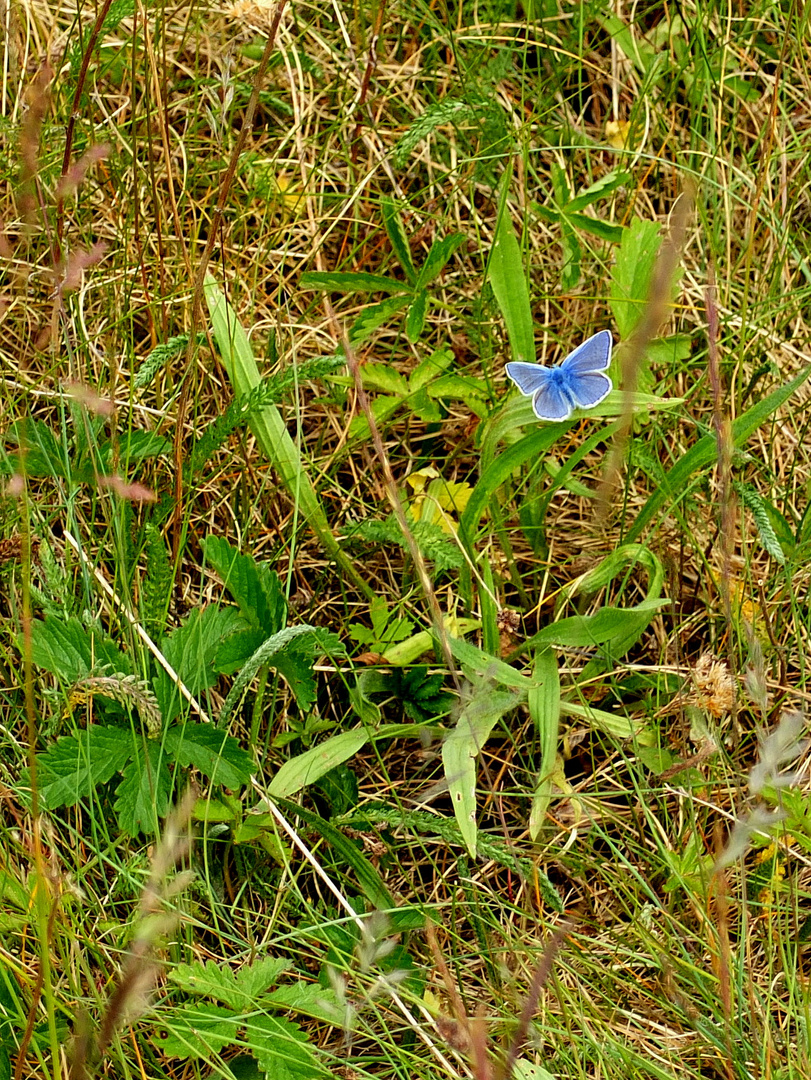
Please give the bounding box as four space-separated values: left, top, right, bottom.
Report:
690 652 736 717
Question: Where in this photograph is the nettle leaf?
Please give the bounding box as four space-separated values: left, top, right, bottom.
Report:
202 536 287 633
155 605 254 720
164 724 253 790
36 726 133 810
274 630 342 710
169 958 289 1007
247 1015 323 1080
154 1003 238 1059
115 742 171 835
28 615 130 682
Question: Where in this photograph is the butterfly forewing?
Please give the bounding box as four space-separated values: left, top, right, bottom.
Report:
560 329 613 375
505 361 552 396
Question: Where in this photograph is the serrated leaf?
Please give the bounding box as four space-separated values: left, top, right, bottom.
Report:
202 536 287 633
405 288 427 342
119 430 173 461
153 1003 238 1058
28 615 129 682
36 726 133 810
409 348 454 391
609 218 663 339
247 1014 323 1080
408 386 443 422
349 295 411 344
115 743 171 835
360 362 409 395
382 197 416 283
263 983 342 1024
348 394 402 440
299 270 407 294
164 724 254 789
169 957 289 1007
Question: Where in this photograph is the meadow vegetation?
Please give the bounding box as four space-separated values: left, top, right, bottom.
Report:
2 1 811 1078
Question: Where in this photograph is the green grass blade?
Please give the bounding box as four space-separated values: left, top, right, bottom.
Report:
628 364 811 542
487 183 535 364
528 646 561 839
204 275 373 598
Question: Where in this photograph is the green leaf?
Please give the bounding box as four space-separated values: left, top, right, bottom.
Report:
409 348 454 390
263 983 342 1025
488 189 535 364
164 724 254 789
522 601 667 653
204 276 373 599
359 362 409 395
169 958 288 1007
609 218 663 339
269 728 370 798
115 742 171 835
381 197 416 283
153 1003 238 1058
567 170 631 212
349 295 411 344
405 288 427 342
442 687 521 856
298 270 407 294
36 726 133 811
416 233 467 286
202 536 286 633
348 394 402 440
560 219 581 290
528 647 561 838
28 615 129 682
628 364 811 541
248 1015 324 1080
565 212 625 243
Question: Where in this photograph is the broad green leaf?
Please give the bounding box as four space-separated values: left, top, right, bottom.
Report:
268 728 370 798
28 615 129 683
204 277 373 599
522 600 667 653
528 647 561 839
202 536 286 633
443 687 520 856
609 218 662 339
442 634 534 691
565 212 625 243
36 726 133 810
298 270 407 294
153 1003 238 1058
164 723 254 789
488 191 535 364
381 197 416 282
115 743 171 836
249 1014 325 1080
628 364 811 541
405 288 427 342
360 362 409 395
263 983 342 1024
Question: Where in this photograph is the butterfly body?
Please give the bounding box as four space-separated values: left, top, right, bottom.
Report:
505 329 613 421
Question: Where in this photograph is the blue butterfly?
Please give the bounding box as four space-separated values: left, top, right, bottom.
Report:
505 329 613 421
